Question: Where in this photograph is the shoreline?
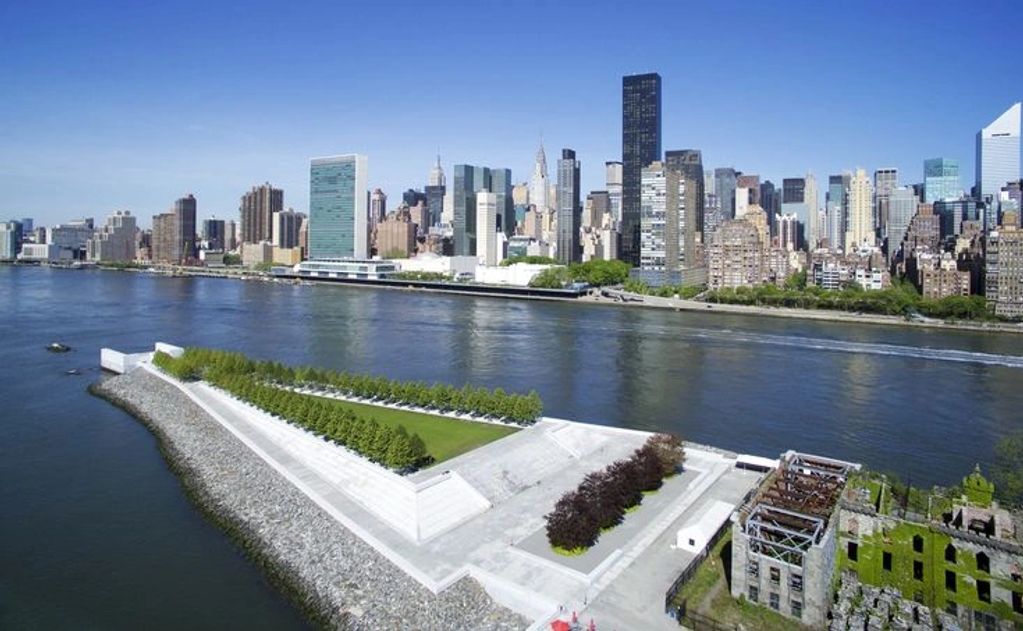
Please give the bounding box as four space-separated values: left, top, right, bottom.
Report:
87 379 334 629
89 370 528 631
583 290 1023 335
11 261 1022 335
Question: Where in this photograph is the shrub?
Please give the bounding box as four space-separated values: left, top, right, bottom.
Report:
545 433 684 550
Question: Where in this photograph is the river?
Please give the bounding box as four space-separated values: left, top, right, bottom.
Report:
2 265 1021 628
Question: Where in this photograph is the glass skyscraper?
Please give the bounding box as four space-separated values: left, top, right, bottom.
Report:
453 164 490 256
976 102 1021 223
621 73 662 266
923 158 960 203
715 168 737 221
309 154 368 260
886 186 918 261
490 168 513 238
556 149 581 264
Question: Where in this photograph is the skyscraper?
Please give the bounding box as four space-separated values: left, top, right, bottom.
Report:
425 156 446 229
452 164 510 256
640 162 668 271
621 72 662 265
781 177 806 240
664 150 704 236
475 191 498 266
202 219 225 251
886 187 919 262
272 209 302 249
976 102 1021 221
174 194 197 263
151 212 176 263
923 158 960 203
369 188 387 232
556 149 581 264
530 141 550 215
309 154 368 260
585 191 610 228
845 168 874 252
454 164 485 256
737 174 760 205
640 160 695 278
605 161 623 225
804 173 819 250
760 181 779 221
873 168 898 237
490 168 514 238
826 173 851 251
239 182 283 244
715 168 737 221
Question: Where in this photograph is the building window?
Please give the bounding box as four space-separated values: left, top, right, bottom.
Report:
748 585 759 603
977 580 990 603
791 600 803 619
945 543 956 563
748 560 759 577
769 593 779 611
976 551 989 573
883 551 892 572
847 541 858 562
945 570 956 592
1013 590 1022 614
769 567 780 585
913 534 924 553
914 560 924 581
790 574 803 593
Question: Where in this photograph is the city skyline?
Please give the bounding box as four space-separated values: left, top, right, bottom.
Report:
3 1 1022 227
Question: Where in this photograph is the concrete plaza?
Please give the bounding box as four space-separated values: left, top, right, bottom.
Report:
115 348 763 630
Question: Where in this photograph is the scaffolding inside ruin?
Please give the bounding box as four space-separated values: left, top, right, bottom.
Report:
743 452 858 566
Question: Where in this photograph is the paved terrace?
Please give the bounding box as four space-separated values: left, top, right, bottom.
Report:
132 358 761 629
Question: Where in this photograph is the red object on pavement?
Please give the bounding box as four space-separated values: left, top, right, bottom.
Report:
550 620 571 631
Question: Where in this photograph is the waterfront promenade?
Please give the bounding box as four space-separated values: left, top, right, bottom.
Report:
33 262 1019 335
101 346 763 629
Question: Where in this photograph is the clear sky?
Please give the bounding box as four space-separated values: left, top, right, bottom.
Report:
2 0 1021 228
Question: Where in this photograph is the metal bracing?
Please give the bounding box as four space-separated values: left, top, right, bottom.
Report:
739 451 858 567
788 453 858 480
744 503 825 566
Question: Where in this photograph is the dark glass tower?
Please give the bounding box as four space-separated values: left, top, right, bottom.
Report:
664 149 705 236
556 149 581 264
621 73 662 266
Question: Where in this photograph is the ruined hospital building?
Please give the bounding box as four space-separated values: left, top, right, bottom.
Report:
730 452 860 627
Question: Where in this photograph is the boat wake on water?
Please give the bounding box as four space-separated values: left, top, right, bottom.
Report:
678 328 1023 369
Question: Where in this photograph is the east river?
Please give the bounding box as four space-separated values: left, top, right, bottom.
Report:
2 265 1022 628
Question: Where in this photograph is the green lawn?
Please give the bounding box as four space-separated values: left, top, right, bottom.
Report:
312 394 519 463
672 531 812 631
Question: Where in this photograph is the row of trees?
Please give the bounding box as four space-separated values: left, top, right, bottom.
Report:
528 260 632 289
622 279 706 299
154 352 429 469
703 281 995 321
391 271 449 281
546 434 685 551
501 255 558 266
152 347 543 425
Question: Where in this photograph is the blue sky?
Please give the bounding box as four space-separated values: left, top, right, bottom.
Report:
2 0 1021 228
